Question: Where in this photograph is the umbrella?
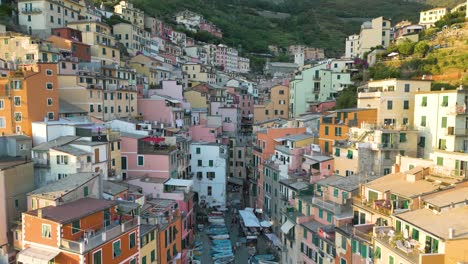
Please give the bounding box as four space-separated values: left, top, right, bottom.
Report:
260 221 272 227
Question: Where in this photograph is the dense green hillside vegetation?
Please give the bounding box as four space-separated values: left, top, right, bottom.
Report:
127 0 431 56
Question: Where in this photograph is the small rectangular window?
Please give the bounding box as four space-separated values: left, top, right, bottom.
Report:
41 224 51 238
137 155 144 166
72 220 80 234
113 240 121 258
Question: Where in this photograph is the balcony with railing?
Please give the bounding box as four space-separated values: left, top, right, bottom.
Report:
22 7 42 13
60 217 139 254
137 140 178 155
252 145 262 153
353 196 392 216
445 127 468 136
312 197 342 214
374 226 421 264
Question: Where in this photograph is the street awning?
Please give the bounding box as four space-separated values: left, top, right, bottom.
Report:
165 178 193 187
239 210 261 227
265 233 281 248
227 177 244 185
17 247 60 264
260 220 272 227
280 220 295 234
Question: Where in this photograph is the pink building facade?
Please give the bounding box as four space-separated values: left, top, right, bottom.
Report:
189 124 222 142
215 44 227 70
121 135 177 179
138 96 184 128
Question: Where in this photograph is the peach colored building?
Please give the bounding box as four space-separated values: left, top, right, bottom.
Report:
319 108 377 154
0 63 59 136
16 198 139 264
254 85 289 123
252 127 307 209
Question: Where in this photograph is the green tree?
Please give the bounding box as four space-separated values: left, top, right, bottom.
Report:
336 86 357 109
368 63 401 80
414 41 430 57
398 39 416 56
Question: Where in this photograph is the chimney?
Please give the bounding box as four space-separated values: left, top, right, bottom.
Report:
37 209 43 218
449 228 455 239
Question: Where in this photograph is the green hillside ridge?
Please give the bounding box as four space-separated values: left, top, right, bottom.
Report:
367 18 468 88
98 0 436 55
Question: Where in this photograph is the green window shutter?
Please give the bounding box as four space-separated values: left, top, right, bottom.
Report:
422 96 427 106
360 244 367 258
151 250 155 262
93 251 102 264
113 240 121 257
341 236 347 249
313 234 319 246
455 160 461 176
334 148 340 157
412 229 419 240
432 238 439 253
441 117 447 128
325 126 329 135
72 220 80 234
307 204 311 216
318 208 323 218
347 150 353 159
130 233 135 248
326 212 332 223
442 96 448 106
399 133 407 142
421 116 426 126
389 256 394 264
396 220 402 232
368 190 378 202
83 186 89 197
333 188 339 197
375 246 381 259
303 227 307 238
351 240 357 253
437 157 444 166
142 256 146 264
209 160 213 167
324 142 329 153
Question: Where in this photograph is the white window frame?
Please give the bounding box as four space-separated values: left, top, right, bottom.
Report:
13 96 21 107
112 239 121 259
41 223 52 239
47 112 54 120
46 69 53 76
0 99 4 109
137 155 144 166
57 155 68 165
14 112 22 122
0 117 5 128
47 98 53 106
92 249 102 264
46 82 53 89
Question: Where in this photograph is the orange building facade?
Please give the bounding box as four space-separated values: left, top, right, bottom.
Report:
0 63 59 136
252 127 307 209
16 198 139 264
319 108 377 154
157 211 182 264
